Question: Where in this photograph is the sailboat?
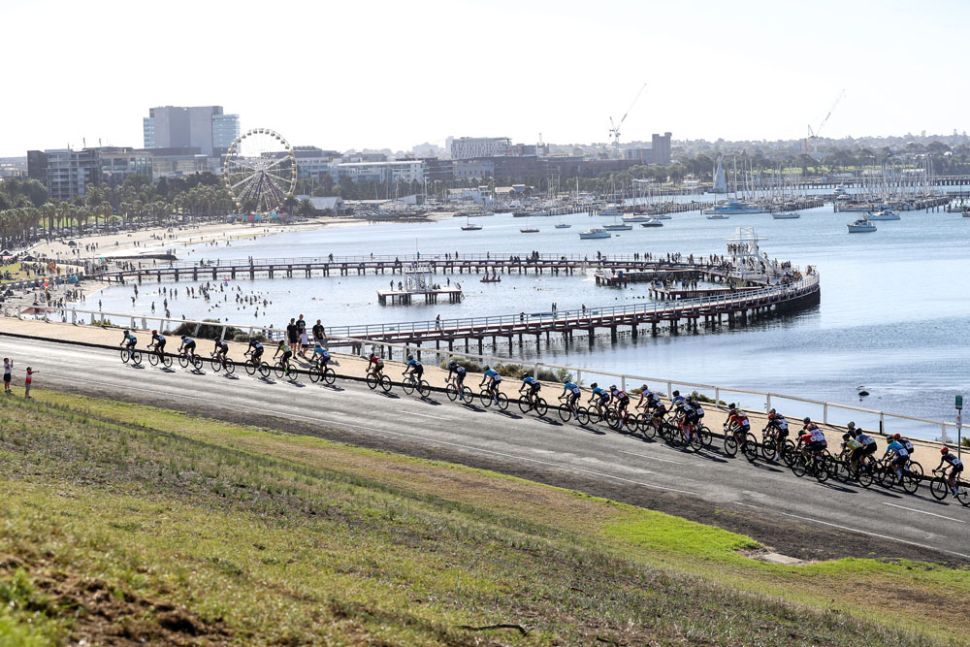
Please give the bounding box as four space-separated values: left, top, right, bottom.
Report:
461 214 482 231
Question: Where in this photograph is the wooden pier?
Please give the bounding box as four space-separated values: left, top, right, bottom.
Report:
648 286 760 300
377 287 463 305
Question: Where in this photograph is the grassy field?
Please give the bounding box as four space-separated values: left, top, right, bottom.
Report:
0 263 29 284
0 389 966 645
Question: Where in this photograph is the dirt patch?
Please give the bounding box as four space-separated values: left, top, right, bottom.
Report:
0 554 231 646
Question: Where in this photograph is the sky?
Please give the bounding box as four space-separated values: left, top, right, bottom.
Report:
1 0 968 157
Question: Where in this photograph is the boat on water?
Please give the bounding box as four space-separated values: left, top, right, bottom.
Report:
554 223 572 229
579 227 611 240
520 227 540 233
847 218 877 233
598 203 622 217
703 199 767 215
621 214 653 223
772 211 801 220
639 218 664 228
603 223 632 231
460 213 483 230
867 209 900 221
706 213 730 220
651 213 672 220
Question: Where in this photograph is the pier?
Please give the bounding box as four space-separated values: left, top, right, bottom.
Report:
376 287 463 305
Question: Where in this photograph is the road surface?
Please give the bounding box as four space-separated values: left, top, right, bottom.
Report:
2 334 967 564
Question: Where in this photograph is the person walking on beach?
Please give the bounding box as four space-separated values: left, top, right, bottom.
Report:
24 367 35 399
3 358 11 395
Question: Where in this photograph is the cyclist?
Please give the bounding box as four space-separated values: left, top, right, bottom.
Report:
446 360 466 389
404 354 424 382
850 427 878 474
798 417 827 454
246 338 264 364
179 335 197 360
520 374 541 403
884 435 910 482
670 390 686 411
636 384 660 413
273 339 293 376
841 432 862 461
938 447 964 496
725 403 750 437
895 432 915 458
311 342 331 368
765 408 789 452
213 338 229 362
561 379 581 411
119 329 137 351
681 396 704 443
366 351 384 377
588 382 611 417
149 330 166 358
480 365 502 399
609 385 631 419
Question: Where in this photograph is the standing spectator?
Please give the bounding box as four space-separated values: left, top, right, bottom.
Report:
312 319 326 344
286 318 298 353
24 367 35 399
3 358 11 395
296 314 307 354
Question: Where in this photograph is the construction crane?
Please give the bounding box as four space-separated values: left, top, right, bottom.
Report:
609 82 648 157
804 89 846 154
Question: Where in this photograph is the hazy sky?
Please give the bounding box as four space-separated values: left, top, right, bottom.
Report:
2 0 967 156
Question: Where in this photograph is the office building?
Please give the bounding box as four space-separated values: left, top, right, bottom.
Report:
449 137 511 160
622 132 673 165
333 160 424 185
143 106 240 156
27 148 102 201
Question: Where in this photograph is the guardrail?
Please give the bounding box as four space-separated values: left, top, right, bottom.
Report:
8 301 959 447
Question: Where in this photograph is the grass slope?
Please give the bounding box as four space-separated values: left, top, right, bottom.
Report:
0 389 965 645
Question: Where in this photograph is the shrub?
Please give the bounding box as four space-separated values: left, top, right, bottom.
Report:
234 332 266 343
173 319 244 341
438 357 482 373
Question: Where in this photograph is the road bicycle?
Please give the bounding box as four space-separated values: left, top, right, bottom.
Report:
478 384 509 411
177 350 203 372
929 468 970 505
209 351 235 376
723 422 758 462
243 352 271 379
445 376 474 404
147 345 173 368
401 371 431 398
365 368 393 393
875 456 920 494
760 423 792 462
274 357 298 381
120 346 142 366
557 394 581 422
308 358 336 385
517 390 548 417
789 446 835 483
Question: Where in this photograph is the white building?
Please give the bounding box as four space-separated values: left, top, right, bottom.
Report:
333 160 424 185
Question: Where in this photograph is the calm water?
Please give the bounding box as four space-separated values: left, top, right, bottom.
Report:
97 205 970 429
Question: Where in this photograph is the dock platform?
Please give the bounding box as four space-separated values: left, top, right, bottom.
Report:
377 288 463 305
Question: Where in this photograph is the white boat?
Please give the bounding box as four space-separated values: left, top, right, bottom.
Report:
520 227 539 233
598 204 622 217
554 223 572 229
772 211 801 220
651 213 672 220
867 209 900 221
706 213 730 220
639 218 663 228
602 223 632 231
621 214 653 223
847 218 877 233
579 227 611 240
461 214 483 230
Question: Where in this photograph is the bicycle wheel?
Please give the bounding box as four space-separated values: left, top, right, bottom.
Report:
901 470 920 495
606 410 621 431
929 478 949 501
856 465 873 488
258 362 271 379
697 425 712 448
274 364 285 379
907 461 924 482
639 419 657 441
955 486 970 507
418 380 431 398
445 383 458 401
244 360 256 375
379 375 392 393
178 355 188 368
402 378 415 395
742 433 759 463
495 392 509 411
210 357 223 373
120 349 130 364
366 373 378 390
309 365 322 383
760 431 778 462
791 454 808 478
558 404 573 422
534 397 548 417
161 354 173 368
576 407 590 426
814 455 830 483
517 396 532 414
190 356 202 371
223 359 235 376
723 435 739 458
460 386 473 404
688 429 704 453
148 351 159 367
781 440 797 467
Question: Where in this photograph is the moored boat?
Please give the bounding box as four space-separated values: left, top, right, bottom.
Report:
771 211 801 220
639 218 664 227
579 227 611 240
847 218 877 233
866 209 900 221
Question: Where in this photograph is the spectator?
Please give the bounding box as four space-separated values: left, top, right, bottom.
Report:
312 319 326 344
3 358 11 395
24 367 35 399
286 318 298 353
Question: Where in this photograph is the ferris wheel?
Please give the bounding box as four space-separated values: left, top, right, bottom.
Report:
223 128 297 214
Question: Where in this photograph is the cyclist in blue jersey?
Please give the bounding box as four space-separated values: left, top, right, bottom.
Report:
885 435 910 482
120 329 137 350
446 360 467 388
938 447 965 496
149 330 166 357
404 354 423 380
561 379 581 410
213 338 229 362
312 342 331 367
519 374 541 401
246 338 264 363
480 365 502 397
588 383 611 417
179 335 197 359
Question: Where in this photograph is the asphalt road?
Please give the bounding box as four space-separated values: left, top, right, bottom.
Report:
3 334 968 564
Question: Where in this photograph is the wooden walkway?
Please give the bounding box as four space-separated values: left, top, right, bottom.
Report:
377 288 463 305
329 274 821 358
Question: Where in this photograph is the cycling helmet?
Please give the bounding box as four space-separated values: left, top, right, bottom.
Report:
803 417 811 424
846 421 856 430
728 403 737 410
941 447 950 455
407 354 414 360
842 433 851 441
641 384 648 390
672 390 680 397
564 378 572 385
590 382 598 388
151 329 157 334
610 385 617 391
893 433 901 440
